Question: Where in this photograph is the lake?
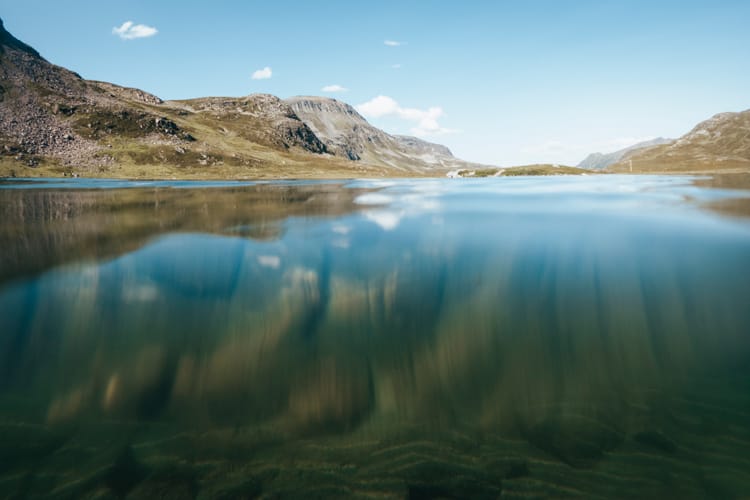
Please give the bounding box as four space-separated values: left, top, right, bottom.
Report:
1 175 749 498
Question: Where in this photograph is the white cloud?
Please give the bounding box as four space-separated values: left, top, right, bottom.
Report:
522 140 571 155
365 210 402 231
121 283 159 302
112 21 158 40
321 84 349 92
251 66 272 80
391 63 402 69
519 135 663 165
523 136 658 156
356 95 458 137
602 136 658 150
384 40 403 46
257 255 281 269
357 96 400 118
354 192 395 205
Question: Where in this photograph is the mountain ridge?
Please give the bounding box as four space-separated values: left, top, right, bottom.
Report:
0 18 39 57
609 110 750 172
285 96 474 172
0 17 481 178
578 137 672 170
2 17 748 178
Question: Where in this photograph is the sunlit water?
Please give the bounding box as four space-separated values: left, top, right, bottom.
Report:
1 175 749 498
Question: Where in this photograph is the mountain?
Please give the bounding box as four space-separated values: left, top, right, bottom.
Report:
285 96 479 172
577 138 671 170
0 17 105 167
0 18 476 178
609 110 750 172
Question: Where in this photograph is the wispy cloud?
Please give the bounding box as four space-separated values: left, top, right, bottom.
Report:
384 40 404 47
521 140 571 155
523 136 659 156
357 95 458 137
251 66 272 80
365 210 402 231
602 136 659 150
112 21 158 40
520 136 661 164
257 255 281 269
391 63 402 69
321 84 349 93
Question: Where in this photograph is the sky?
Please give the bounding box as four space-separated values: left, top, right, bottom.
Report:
2 0 749 166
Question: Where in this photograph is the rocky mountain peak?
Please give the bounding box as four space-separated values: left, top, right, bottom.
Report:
0 17 41 57
394 135 454 158
171 93 328 155
284 96 473 171
286 96 367 122
678 111 745 144
1 18 476 177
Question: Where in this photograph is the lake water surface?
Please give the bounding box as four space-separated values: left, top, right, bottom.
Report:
1 175 749 498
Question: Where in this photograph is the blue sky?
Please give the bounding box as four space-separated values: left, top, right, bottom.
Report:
2 0 749 165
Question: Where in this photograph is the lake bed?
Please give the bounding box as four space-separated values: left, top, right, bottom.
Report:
1 175 749 498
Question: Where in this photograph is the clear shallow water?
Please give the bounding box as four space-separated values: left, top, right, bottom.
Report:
1 175 749 498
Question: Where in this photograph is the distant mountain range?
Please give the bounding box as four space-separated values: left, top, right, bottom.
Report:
578 109 750 173
608 110 750 172
0 17 481 178
578 138 672 170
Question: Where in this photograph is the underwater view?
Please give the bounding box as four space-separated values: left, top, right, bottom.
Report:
1 175 749 498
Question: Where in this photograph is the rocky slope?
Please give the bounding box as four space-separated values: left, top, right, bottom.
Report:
609 110 750 172
0 18 474 178
578 137 671 170
0 17 212 174
167 94 328 154
0 17 101 166
285 96 483 172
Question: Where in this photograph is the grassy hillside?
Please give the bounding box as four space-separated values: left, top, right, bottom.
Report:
452 164 592 177
609 110 750 173
0 19 454 180
0 94 423 179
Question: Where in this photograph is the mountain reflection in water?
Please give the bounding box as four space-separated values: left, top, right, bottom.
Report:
0 176 749 498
